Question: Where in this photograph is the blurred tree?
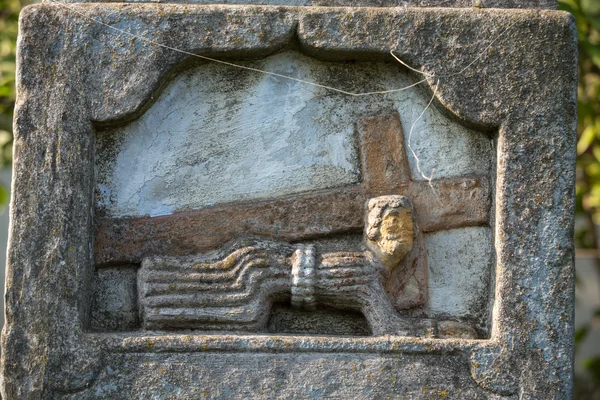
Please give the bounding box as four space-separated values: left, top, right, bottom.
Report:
0 0 24 205
559 0 600 398
561 0 600 246
0 0 21 159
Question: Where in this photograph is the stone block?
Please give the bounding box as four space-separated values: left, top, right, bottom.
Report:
1 3 576 398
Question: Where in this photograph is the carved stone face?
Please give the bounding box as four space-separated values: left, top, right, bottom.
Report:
365 195 415 272
378 208 414 260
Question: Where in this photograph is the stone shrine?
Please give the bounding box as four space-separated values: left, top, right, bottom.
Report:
1 0 576 397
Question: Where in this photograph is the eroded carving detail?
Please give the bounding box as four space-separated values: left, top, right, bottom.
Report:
365 195 414 272
137 195 463 336
470 346 519 396
290 245 317 310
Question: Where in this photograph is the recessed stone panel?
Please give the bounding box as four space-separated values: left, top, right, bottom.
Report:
96 52 493 218
426 227 494 330
90 265 140 331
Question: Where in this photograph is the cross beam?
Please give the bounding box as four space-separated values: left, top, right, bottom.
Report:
95 111 491 264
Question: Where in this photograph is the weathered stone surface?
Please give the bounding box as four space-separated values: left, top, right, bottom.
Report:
136 195 434 335
2 4 576 399
95 109 493 264
55 0 557 10
90 265 140 331
426 227 494 331
95 53 491 219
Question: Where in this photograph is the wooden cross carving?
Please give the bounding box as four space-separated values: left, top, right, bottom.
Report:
95 111 491 265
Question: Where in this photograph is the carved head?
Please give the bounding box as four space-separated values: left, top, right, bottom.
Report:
365 195 414 271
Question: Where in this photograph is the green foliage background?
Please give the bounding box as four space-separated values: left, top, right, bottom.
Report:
0 0 22 205
559 0 600 397
0 0 598 396
0 0 19 160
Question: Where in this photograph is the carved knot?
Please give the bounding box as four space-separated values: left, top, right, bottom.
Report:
291 244 316 310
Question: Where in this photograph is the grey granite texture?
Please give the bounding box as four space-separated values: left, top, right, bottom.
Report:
90 266 140 331
2 4 576 399
49 0 557 10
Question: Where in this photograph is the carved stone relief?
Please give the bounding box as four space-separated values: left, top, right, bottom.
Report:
136 195 452 336
91 55 494 338
3 5 575 398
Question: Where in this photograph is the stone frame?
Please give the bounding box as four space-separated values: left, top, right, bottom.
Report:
1 4 576 398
